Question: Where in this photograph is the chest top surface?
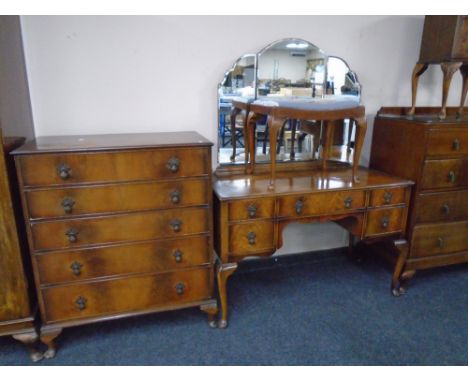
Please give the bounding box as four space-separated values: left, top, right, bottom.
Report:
12 131 212 155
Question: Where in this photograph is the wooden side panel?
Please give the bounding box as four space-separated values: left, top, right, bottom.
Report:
0 131 31 322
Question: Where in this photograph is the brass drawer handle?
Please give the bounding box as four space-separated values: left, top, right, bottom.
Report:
166 157 180 173
173 249 183 263
170 190 181 204
247 231 256 245
61 197 75 214
75 296 87 311
344 196 353 209
448 171 456 184
70 261 83 276
57 164 71 180
437 237 445 248
442 203 450 216
381 216 390 229
65 228 79 243
170 219 182 232
247 204 257 218
452 138 460 151
383 192 393 204
175 282 185 295
295 199 304 215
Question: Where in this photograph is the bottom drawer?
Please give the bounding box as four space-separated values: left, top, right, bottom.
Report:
364 207 405 237
411 220 468 258
41 267 212 323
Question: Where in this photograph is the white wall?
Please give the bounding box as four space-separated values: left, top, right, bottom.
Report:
19 15 465 254
0 16 34 139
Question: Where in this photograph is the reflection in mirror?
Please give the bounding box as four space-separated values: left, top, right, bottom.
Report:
218 54 255 164
217 39 361 167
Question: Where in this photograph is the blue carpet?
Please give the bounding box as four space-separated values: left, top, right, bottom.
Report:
1 250 467 365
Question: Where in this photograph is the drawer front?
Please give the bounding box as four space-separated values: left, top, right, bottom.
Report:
364 207 405 237
278 190 366 218
41 267 212 323
26 179 208 219
228 198 275 221
414 190 468 224
369 187 407 207
229 222 274 254
31 207 209 251
421 159 468 190
35 236 211 285
411 220 468 258
17 147 209 187
426 129 468 157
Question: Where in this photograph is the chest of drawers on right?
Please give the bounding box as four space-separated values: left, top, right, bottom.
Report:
370 110 468 277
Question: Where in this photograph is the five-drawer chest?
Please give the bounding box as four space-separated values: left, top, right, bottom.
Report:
12 132 218 358
370 107 468 292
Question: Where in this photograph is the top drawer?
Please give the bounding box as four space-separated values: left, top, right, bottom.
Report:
16 147 209 187
426 129 468 157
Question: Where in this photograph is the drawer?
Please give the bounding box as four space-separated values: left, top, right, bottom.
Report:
229 221 275 254
364 207 405 237
411 220 468 258
369 187 407 207
17 147 209 187
31 207 209 251
35 236 211 285
278 190 366 218
421 159 468 190
414 190 468 224
228 198 275 221
25 178 208 219
426 129 468 157
41 267 212 323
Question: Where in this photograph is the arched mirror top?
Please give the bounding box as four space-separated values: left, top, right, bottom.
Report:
217 38 361 166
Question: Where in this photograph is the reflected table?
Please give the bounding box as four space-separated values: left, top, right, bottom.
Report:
244 96 366 189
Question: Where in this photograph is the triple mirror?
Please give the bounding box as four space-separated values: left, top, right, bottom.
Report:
217 38 361 166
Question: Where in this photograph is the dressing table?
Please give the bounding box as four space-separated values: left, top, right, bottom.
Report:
214 38 414 328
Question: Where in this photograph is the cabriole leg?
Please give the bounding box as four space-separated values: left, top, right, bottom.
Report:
408 62 429 115
40 327 62 359
440 62 463 119
200 301 218 328
390 239 409 297
12 330 43 363
216 262 238 329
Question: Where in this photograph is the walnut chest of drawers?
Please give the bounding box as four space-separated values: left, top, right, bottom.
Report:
370 107 468 291
12 132 218 358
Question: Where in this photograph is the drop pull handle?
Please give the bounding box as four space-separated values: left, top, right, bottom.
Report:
442 203 450 216
70 261 83 276
170 190 181 204
166 157 180 173
57 164 71 180
247 204 257 218
383 192 393 204
75 296 87 311
173 249 183 263
62 197 75 213
448 171 456 184
295 199 304 215
170 219 182 233
344 197 353 209
452 138 460 151
247 231 256 245
381 216 390 229
437 237 445 248
175 283 185 295
66 228 79 243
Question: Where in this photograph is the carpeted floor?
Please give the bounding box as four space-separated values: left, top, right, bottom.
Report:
1 249 467 365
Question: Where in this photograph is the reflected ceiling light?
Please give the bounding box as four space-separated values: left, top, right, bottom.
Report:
286 42 309 49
